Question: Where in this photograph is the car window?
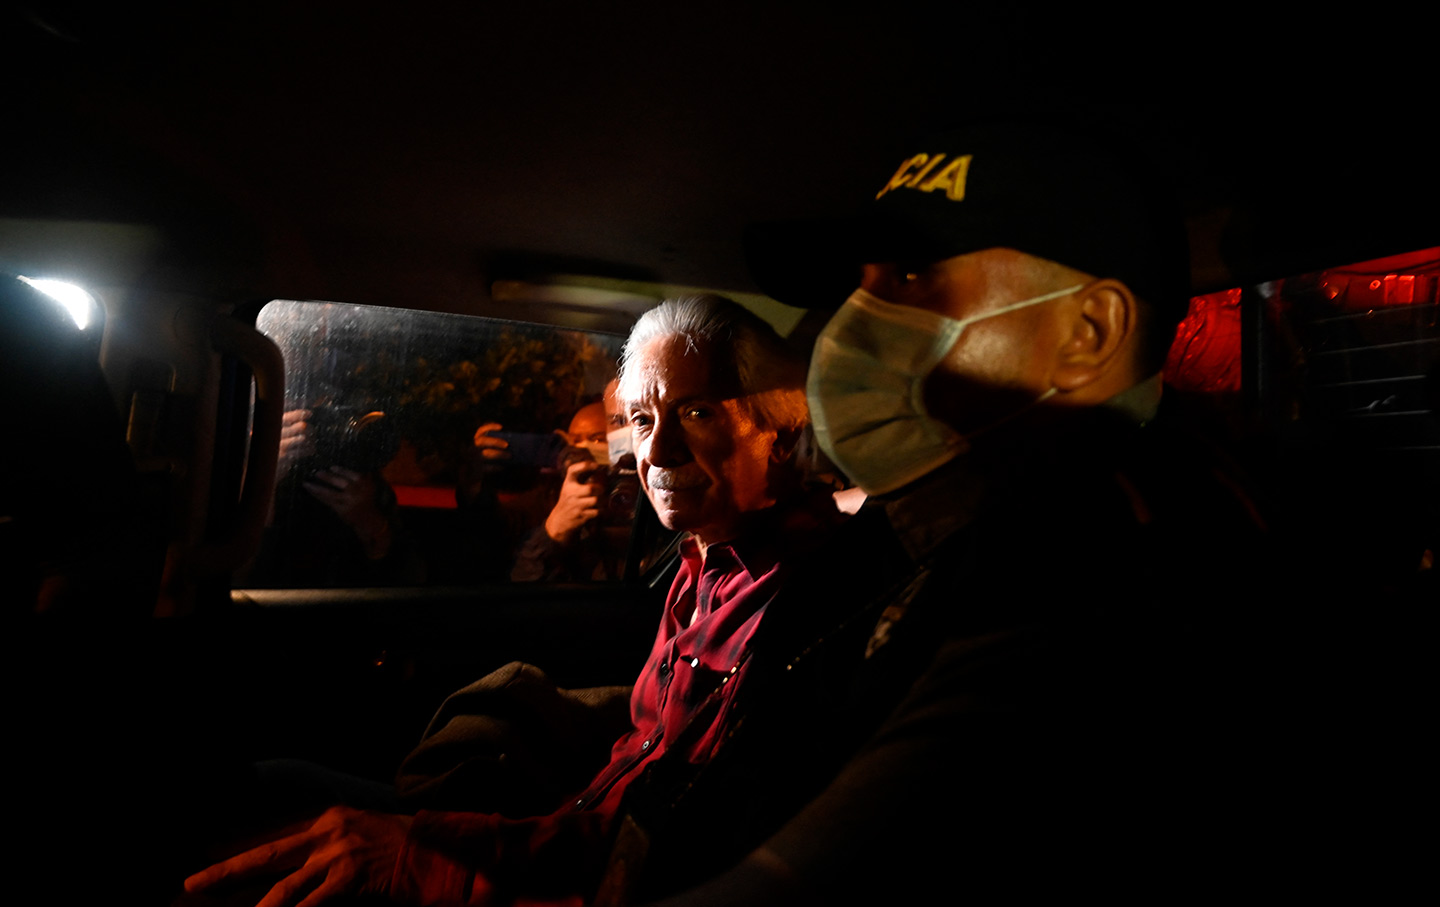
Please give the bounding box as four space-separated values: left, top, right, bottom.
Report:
239 299 675 590
1255 248 1439 457
1254 248 1439 581
1165 246 1439 596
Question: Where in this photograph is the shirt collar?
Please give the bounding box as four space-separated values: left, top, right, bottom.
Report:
676 488 842 579
877 457 987 562
1105 372 1163 424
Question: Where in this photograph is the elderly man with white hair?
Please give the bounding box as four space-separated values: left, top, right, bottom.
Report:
183 294 841 907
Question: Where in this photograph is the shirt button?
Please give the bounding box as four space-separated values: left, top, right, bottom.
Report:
641 740 650 750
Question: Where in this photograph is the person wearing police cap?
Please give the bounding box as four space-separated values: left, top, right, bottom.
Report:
592 122 1286 906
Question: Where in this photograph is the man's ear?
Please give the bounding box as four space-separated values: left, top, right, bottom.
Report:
1051 279 1136 393
770 426 803 463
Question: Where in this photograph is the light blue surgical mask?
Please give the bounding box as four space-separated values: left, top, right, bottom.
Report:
606 424 634 465
807 283 1081 495
579 440 611 465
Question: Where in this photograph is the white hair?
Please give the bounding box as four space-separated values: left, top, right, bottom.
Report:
618 294 808 433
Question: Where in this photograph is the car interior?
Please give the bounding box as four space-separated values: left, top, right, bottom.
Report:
4 4 1436 902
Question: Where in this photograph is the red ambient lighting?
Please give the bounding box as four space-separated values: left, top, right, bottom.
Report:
392 485 459 509
1321 247 1440 311
1164 287 1242 394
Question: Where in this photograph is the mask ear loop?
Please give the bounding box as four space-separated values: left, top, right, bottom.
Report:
940 283 1082 442
958 283 1085 324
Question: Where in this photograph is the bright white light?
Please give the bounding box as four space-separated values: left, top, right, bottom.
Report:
18 276 96 329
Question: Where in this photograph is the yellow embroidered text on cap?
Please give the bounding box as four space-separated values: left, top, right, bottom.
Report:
876 153 972 201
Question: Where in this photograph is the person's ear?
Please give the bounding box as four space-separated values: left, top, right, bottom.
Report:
770 426 803 463
1051 279 1135 393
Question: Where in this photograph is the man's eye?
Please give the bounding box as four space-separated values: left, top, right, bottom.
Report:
683 406 711 420
630 413 652 428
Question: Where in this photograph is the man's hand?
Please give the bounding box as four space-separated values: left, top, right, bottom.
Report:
473 422 511 461
544 459 605 544
303 467 379 522
303 467 391 559
278 409 317 476
265 409 318 526
184 806 413 907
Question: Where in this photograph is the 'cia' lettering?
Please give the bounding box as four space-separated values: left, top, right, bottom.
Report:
876 154 931 199
876 153 973 201
915 155 972 201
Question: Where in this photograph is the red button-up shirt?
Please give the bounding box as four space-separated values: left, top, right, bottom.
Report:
393 498 835 905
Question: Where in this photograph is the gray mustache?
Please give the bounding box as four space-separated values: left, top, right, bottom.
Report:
646 470 708 491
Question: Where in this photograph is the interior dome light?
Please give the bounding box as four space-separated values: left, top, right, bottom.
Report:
18 276 96 329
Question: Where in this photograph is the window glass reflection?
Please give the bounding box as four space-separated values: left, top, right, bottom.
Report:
240 300 644 589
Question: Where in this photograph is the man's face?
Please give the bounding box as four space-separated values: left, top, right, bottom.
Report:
623 335 778 544
565 402 608 446
602 378 625 432
859 248 1071 435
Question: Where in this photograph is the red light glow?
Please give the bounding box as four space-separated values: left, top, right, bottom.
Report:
1164 287 1243 394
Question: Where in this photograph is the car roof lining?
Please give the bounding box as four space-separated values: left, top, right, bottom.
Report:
5 4 1437 315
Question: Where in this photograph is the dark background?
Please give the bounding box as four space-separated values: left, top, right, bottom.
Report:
5 2 1436 309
